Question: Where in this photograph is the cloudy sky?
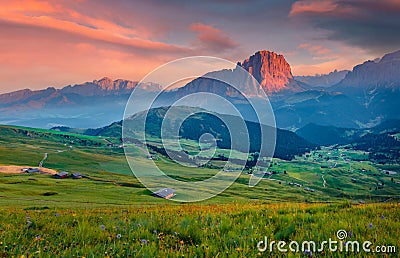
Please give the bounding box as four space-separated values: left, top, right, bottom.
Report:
1 0 399 93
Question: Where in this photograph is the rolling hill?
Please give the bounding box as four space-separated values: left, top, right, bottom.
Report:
297 120 400 162
55 106 316 160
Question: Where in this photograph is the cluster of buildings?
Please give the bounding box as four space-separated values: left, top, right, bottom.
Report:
53 171 82 179
288 182 315 192
21 168 82 179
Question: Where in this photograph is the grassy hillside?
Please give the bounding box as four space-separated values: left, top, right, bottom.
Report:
296 123 362 145
55 106 317 160
0 124 399 256
297 121 400 163
297 119 400 146
0 124 399 208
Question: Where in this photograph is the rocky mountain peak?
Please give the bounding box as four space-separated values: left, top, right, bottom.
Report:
380 50 400 63
238 50 301 94
174 50 303 97
92 77 137 92
336 50 400 89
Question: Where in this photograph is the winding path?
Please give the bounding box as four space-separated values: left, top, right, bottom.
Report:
39 153 48 168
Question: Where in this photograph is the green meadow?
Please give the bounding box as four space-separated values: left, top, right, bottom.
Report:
0 203 398 257
0 125 399 257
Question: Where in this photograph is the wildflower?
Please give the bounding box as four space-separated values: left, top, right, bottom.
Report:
26 217 33 228
348 231 353 237
141 239 148 244
100 225 105 231
116 234 122 239
153 230 157 234
35 235 41 240
303 249 312 257
55 213 60 217
381 215 385 220
369 223 373 229
174 231 178 235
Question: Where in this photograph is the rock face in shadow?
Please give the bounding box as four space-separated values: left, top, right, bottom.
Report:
295 70 349 88
335 50 400 89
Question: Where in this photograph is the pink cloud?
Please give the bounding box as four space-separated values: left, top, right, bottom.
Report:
189 23 239 53
0 2 190 55
0 0 196 92
0 1 241 92
291 44 371 76
289 0 365 19
289 0 338 16
289 0 400 19
0 0 391 93
298 43 331 56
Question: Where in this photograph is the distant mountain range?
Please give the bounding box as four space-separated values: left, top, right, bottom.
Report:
1 49 399 130
0 78 161 128
0 77 162 111
335 50 400 90
294 70 349 88
332 50 400 121
170 50 304 99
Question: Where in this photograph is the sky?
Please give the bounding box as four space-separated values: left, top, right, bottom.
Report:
1 0 400 93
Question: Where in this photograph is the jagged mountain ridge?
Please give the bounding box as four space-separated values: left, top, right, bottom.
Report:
0 49 400 130
295 70 349 88
0 77 163 108
331 50 400 122
335 50 400 89
0 77 161 128
172 50 304 98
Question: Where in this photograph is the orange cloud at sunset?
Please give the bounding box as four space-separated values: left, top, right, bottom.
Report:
298 44 331 56
0 0 399 92
0 0 195 92
289 0 338 16
189 23 239 52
